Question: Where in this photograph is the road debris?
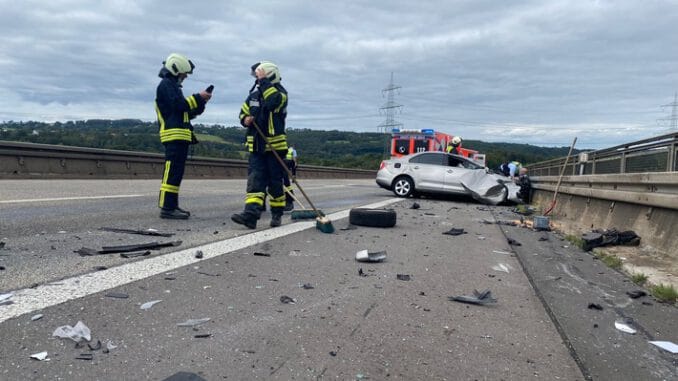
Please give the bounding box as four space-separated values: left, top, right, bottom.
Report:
626 290 647 299
31 314 44 321
358 268 366 277
100 227 174 237
76 241 182 256
443 228 466 236
140 300 162 310
194 333 212 338
75 353 94 360
449 289 497 305
301 283 314 289
253 252 271 257
538 236 549 241
88 340 102 351
197 271 221 277
340 225 357 231
177 318 211 327
194 250 204 259
104 341 117 353
396 274 411 281
162 372 208 381
0 292 14 306
649 341 678 354
0 241 5 249
410 202 420 210
105 292 129 299
280 295 296 304
507 238 522 246
492 250 513 255
355 250 387 263
30 351 49 361
614 320 637 334
491 264 512 273
120 251 151 258
53 321 91 342
587 303 604 310
582 229 641 251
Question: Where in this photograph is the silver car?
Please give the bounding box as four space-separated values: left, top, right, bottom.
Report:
376 152 520 204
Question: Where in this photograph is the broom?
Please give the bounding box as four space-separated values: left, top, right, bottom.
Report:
251 121 334 233
285 188 324 220
544 137 577 216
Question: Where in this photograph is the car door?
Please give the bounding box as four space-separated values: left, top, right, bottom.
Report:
443 155 476 193
407 153 447 192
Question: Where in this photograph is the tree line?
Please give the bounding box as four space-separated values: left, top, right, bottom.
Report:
0 120 575 170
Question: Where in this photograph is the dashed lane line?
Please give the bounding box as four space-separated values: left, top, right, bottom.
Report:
0 198 401 323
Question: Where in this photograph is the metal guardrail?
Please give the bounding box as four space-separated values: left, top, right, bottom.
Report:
0 141 375 179
532 172 678 210
529 132 678 176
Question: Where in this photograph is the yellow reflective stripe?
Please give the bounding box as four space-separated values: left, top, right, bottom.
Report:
284 185 294 192
160 128 192 143
269 199 286 207
263 87 277 99
161 184 179 193
183 112 189 123
246 136 254 142
268 135 286 142
186 95 197 109
241 102 250 115
268 113 274 135
155 102 166 132
245 192 265 206
275 93 287 113
158 190 165 208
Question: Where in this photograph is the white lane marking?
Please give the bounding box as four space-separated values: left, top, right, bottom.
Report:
0 194 146 204
0 198 401 323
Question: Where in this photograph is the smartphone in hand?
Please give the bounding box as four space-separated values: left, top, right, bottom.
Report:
206 85 214 93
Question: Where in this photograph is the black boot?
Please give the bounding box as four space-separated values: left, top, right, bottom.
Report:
270 214 282 227
176 207 191 216
231 213 257 229
160 208 190 220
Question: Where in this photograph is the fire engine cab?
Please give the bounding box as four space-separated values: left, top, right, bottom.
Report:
389 128 486 166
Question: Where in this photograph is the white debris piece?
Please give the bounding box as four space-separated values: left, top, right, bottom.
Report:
31 314 44 321
614 321 636 334
649 341 678 354
177 318 210 327
30 351 49 361
52 321 91 342
491 264 512 273
0 292 13 303
140 300 162 310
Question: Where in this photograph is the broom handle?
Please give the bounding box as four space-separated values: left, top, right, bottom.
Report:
552 137 577 202
251 121 323 218
284 187 307 209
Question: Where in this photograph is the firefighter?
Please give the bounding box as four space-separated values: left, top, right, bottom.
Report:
155 53 211 219
446 136 462 155
231 61 288 229
283 146 297 211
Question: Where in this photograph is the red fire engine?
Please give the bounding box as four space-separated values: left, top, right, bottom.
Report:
389 128 485 165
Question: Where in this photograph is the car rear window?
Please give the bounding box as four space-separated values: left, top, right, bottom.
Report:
409 153 446 165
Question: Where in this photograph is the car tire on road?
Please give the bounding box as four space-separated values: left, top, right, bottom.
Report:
349 208 397 228
392 176 414 197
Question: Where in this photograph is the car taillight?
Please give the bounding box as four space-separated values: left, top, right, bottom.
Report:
379 161 386 170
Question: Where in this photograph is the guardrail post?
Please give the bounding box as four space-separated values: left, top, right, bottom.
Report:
620 151 626 174
669 143 676 171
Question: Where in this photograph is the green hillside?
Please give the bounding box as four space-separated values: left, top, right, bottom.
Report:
0 120 576 170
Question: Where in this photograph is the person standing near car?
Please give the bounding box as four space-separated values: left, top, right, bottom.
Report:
155 53 211 219
231 61 288 229
517 167 532 203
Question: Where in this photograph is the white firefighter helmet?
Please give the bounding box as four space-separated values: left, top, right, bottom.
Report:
164 53 195 76
451 136 462 146
257 61 281 83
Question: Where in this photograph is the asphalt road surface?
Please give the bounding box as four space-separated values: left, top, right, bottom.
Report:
0 179 675 380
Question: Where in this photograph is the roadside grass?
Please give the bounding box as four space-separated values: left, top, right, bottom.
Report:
631 273 648 286
564 234 584 249
592 248 623 270
650 284 678 304
194 133 227 144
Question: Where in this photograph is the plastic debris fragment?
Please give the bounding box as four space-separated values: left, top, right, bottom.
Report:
410 203 420 210
120 251 151 258
194 250 204 259
177 318 210 327
75 353 93 360
105 292 129 299
53 321 91 342
140 300 162 310
491 264 511 273
443 228 466 236
587 303 603 310
88 340 102 351
31 314 44 321
30 351 49 361
280 295 296 304
507 238 522 246
0 292 14 304
162 372 208 381
100 227 174 237
449 289 497 305
614 320 636 334
301 283 314 290
626 290 647 299
253 252 271 257
649 341 678 354
396 274 411 281
355 250 387 263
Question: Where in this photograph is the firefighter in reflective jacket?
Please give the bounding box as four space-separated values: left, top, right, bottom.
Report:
446 136 462 155
231 61 288 229
155 53 211 219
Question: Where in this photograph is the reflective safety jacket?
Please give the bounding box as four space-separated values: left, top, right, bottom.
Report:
155 67 206 143
239 78 288 153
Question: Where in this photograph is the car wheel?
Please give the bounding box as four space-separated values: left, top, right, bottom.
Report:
349 208 397 228
392 176 414 197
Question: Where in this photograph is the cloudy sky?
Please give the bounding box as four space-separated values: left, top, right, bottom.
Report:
1 0 677 149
